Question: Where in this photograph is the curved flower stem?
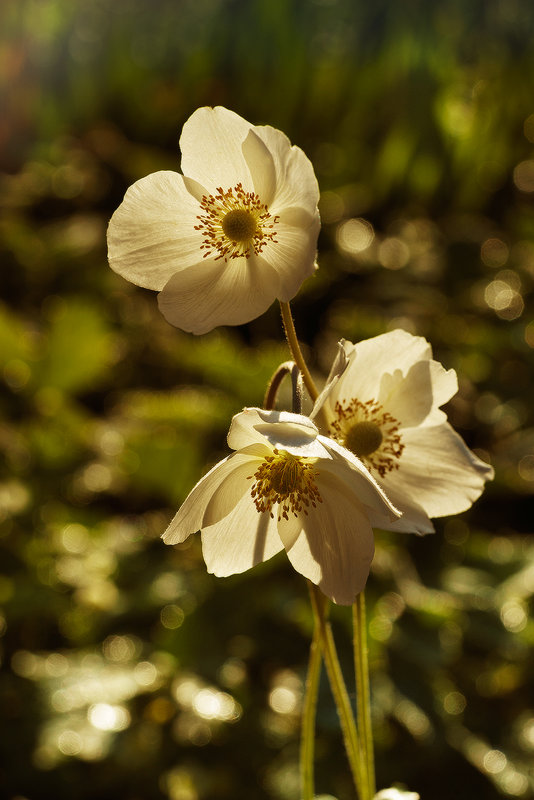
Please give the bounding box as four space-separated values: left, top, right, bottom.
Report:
300 626 322 800
308 582 363 798
279 301 319 403
263 361 303 413
353 592 375 800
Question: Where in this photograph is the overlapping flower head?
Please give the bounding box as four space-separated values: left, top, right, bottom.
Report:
162 408 400 605
107 105 494 597
311 330 494 535
107 106 320 334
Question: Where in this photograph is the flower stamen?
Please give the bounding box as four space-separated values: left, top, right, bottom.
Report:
249 448 322 520
194 183 279 261
331 398 404 477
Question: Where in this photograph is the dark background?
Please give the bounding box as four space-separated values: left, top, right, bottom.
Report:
1 1 534 798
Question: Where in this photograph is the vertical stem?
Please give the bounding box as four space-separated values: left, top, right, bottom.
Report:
353 592 376 800
279 301 319 402
309 582 363 798
300 627 322 800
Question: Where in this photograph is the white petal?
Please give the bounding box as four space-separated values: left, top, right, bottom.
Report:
279 470 375 605
227 408 320 452
241 129 277 205
179 106 255 195
316 442 401 524
162 450 259 545
202 454 265 525
381 424 494 520
107 171 203 290
326 330 434 407
260 220 320 302
201 493 284 576
157 252 281 334
369 479 435 535
252 124 320 217
378 359 458 428
310 340 350 425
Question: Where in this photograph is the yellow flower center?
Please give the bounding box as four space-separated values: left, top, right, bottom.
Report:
330 397 404 478
344 420 383 458
221 208 258 242
195 183 279 261
249 449 322 521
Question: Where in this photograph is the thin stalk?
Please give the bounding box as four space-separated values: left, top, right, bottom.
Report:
300 627 322 800
279 301 319 402
309 582 363 798
353 592 375 800
263 360 302 413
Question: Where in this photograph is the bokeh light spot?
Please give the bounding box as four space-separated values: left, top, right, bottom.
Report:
336 218 374 255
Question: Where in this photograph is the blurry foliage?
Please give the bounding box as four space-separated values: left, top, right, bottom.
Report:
1 0 534 799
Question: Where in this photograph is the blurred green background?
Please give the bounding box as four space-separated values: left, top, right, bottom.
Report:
1 1 534 798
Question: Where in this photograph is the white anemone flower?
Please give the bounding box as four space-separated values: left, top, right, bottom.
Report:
311 329 494 535
162 408 400 605
374 790 420 800
107 106 320 334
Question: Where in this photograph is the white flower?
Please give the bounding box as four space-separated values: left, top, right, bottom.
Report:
374 790 420 800
162 408 400 604
311 329 494 535
107 106 320 334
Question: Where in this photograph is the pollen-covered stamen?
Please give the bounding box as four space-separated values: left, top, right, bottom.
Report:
248 448 322 521
331 397 404 478
194 183 279 262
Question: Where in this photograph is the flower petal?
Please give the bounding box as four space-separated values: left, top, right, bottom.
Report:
201 493 284 576
380 423 494 521
260 220 319 302
241 128 277 205
316 441 401 523
202 450 266 525
326 330 434 407
370 480 435 535
179 106 255 195
162 449 259 544
227 408 320 452
157 252 281 334
107 171 203 290
252 124 320 217
278 470 375 605
378 359 458 428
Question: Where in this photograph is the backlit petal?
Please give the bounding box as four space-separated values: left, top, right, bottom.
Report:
316 444 400 524
381 424 494 520
157 252 281 335
180 106 255 195
279 470 375 605
201 493 284 576
377 359 458 428
253 124 320 217
260 220 319 302
162 449 260 544
227 408 321 453
241 129 277 205
107 171 202 290
326 330 433 407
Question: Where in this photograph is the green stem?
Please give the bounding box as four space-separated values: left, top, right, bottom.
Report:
309 582 363 798
279 301 319 403
353 592 375 800
300 626 322 800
